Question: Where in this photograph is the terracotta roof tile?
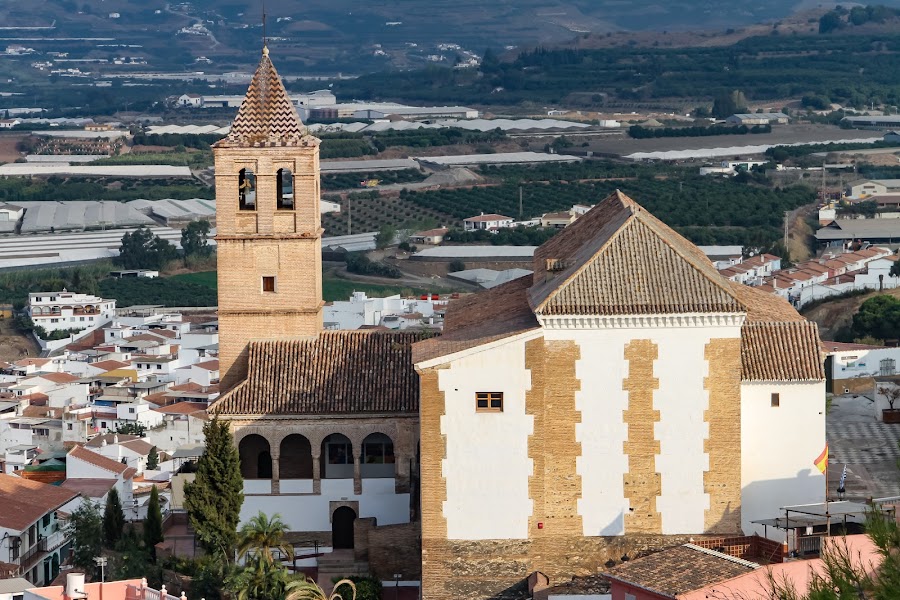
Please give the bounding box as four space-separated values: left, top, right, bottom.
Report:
30 372 80 384
60 478 117 498
213 331 423 415
603 545 758 597
68 446 130 475
0 473 79 531
530 191 744 316
152 401 208 415
217 49 313 148
193 359 219 371
464 213 513 222
741 321 825 382
413 276 539 364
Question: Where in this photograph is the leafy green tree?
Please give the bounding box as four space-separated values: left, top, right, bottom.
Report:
147 446 159 470
67 501 103 571
184 415 244 560
448 259 466 273
852 295 900 342
227 556 294 600
375 225 396 249
103 487 125 548
287 578 356 600
144 485 164 559
712 90 748 118
115 422 146 437
118 226 178 270
181 219 212 258
237 512 293 565
890 258 900 278
819 10 845 33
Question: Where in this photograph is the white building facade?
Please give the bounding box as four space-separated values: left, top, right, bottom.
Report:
28 291 115 334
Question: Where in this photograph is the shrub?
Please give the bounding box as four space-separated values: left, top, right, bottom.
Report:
448 259 466 272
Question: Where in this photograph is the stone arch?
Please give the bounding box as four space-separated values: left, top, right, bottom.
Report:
320 433 353 479
239 434 271 479
276 168 294 210
238 167 256 211
280 433 313 479
361 432 395 479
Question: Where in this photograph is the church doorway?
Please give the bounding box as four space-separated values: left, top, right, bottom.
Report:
332 506 356 549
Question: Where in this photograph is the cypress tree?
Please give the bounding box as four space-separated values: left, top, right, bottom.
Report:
103 486 125 547
143 485 164 559
183 415 244 560
147 446 159 470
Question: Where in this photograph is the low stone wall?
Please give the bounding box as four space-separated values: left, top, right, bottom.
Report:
358 520 421 580
834 377 874 396
422 533 735 600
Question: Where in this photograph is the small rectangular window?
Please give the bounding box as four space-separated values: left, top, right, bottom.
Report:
262 276 276 293
476 392 503 412
771 393 780 407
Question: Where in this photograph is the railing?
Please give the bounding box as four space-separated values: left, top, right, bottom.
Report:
797 535 823 557
40 531 65 553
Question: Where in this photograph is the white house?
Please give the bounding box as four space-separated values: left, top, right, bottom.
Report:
0 203 23 222
84 433 157 474
63 445 136 510
28 291 116 334
0 120 21 129
0 474 78 585
323 292 443 330
463 213 514 232
177 94 202 108
147 402 207 453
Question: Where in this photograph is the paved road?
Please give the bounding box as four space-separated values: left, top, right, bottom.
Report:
827 394 900 501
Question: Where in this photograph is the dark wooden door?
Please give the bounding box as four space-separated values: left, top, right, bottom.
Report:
332 507 356 549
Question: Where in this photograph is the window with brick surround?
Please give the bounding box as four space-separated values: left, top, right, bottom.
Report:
476 392 503 412
238 168 257 211
771 393 780 407
262 276 276 293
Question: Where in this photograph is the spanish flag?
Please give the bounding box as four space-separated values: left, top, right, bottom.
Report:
814 444 829 474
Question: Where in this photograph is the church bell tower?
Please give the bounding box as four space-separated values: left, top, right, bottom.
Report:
214 46 323 390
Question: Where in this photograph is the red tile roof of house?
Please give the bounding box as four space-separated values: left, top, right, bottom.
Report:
464 213 513 222
90 360 130 372
152 401 208 415
193 359 219 371
68 446 132 476
603 545 758 597
31 372 81 384
212 331 423 415
14 358 50 367
60 478 117 499
0 473 79 531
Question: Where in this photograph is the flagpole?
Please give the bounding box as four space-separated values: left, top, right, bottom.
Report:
825 445 830 537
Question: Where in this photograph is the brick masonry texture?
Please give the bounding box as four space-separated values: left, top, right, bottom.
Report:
214 138 323 391
703 338 743 532
418 367 449 600
622 339 662 534
366 522 422 580
526 339 583 543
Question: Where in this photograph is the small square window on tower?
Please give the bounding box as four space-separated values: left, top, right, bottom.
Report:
476 392 503 412
771 393 780 407
262 276 276 293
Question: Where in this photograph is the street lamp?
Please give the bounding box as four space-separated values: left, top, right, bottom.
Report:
393 573 402 600
93 556 107 583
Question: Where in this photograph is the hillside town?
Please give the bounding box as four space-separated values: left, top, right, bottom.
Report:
5 15 900 600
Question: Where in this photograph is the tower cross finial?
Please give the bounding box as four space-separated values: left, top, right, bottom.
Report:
262 0 268 54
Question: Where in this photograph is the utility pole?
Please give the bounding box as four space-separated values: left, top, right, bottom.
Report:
346 195 351 235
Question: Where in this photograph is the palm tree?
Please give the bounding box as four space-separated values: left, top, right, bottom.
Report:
286 577 356 600
237 511 293 565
